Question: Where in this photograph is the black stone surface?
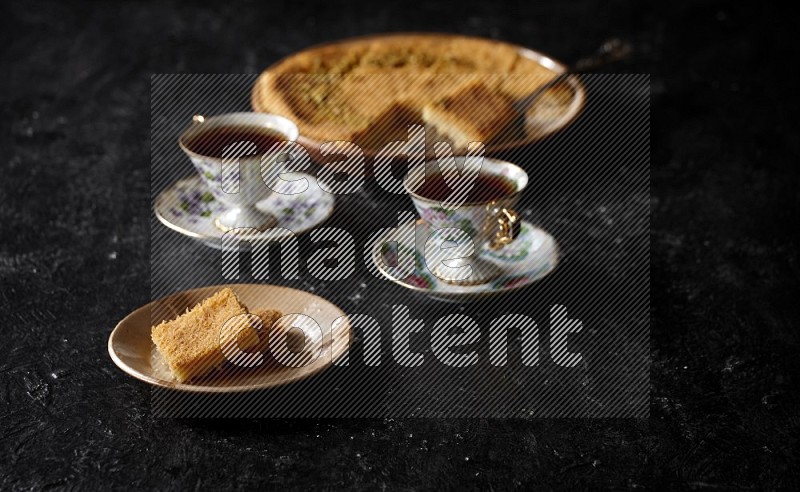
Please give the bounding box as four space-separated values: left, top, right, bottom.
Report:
1 0 798 489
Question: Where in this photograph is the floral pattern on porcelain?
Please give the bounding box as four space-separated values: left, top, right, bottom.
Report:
189 156 242 202
379 241 435 290
372 219 559 301
155 173 334 249
482 222 532 261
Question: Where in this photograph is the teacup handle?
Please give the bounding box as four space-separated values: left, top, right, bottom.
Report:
489 208 521 250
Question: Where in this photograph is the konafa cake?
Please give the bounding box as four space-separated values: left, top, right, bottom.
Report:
251 34 560 151
251 308 283 352
422 83 517 149
151 288 260 382
252 308 283 331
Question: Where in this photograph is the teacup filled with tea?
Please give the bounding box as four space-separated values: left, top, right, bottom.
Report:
404 158 528 284
179 112 298 231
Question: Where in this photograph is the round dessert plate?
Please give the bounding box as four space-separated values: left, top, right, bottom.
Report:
372 219 560 302
108 284 352 393
154 173 334 249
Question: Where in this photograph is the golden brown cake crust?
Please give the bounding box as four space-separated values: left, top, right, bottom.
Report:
252 308 283 329
422 83 517 148
251 34 558 149
151 288 258 382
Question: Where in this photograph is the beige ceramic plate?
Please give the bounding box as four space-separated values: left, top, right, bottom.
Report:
108 284 352 393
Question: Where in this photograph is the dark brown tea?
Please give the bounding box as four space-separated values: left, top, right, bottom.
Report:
415 173 515 202
183 125 285 158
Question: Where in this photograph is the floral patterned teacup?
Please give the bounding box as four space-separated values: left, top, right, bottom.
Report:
179 112 298 231
404 158 528 285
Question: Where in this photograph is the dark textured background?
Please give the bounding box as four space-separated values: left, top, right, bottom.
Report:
1 0 798 489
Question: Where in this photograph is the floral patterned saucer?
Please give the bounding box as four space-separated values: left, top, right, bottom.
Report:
372 219 559 302
154 173 334 249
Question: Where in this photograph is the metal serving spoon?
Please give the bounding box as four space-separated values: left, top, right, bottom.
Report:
515 38 634 114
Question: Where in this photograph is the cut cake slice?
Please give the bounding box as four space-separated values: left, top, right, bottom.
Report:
251 308 284 353
422 83 517 150
151 288 260 382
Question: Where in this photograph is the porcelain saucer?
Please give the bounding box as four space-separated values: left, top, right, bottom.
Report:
372 219 559 302
154 173 334 249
